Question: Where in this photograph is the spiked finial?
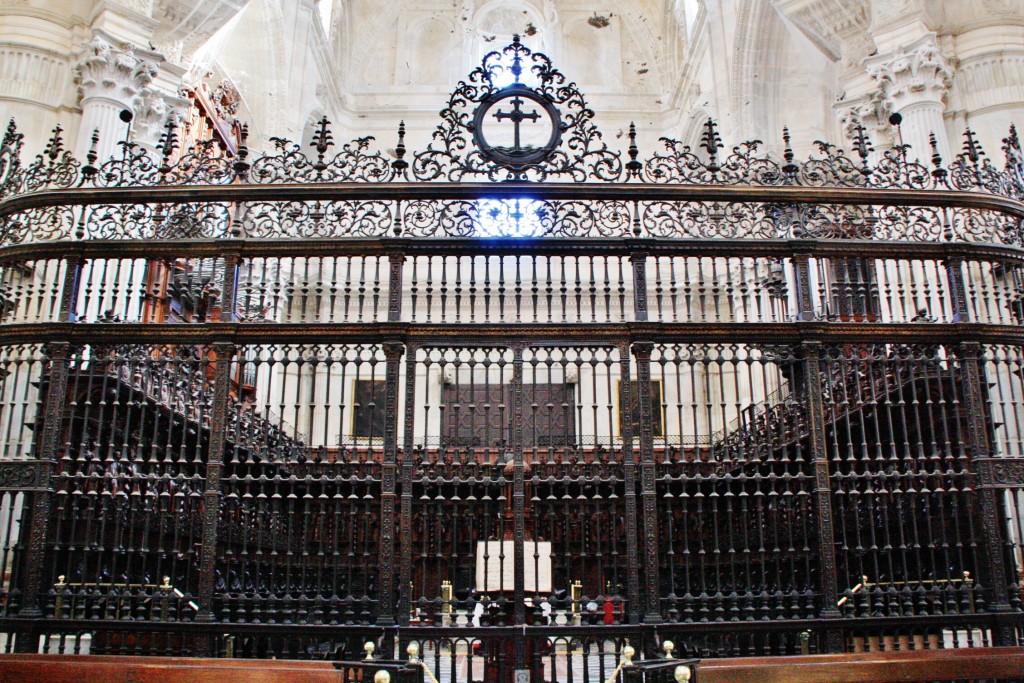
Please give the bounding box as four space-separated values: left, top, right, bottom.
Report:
625 122 641 176
311 116 334 169
962 128 983 165
781 126 797 178
700 118 723 172
1 119 21 151
392 120 408 173
43 125 65 162
850 120 873 176
157 118 179 172
1003 124 1022 168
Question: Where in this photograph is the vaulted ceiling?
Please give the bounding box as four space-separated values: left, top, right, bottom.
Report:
150 0 250 62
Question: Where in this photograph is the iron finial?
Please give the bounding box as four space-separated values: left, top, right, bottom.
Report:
392 120 408 173
44 125 65 162
1003 123 1021 162
700 118 723 173
157 117 179 173
962 128 983 165
850 120 873 176
2 118 20 150
929 132 947 182
82 128 100 180
233 123 250 179
625 122 641 176
312 116 334 170
510 34 524 83
782 126 798 178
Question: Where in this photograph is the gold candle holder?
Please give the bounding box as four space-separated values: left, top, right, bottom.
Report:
441 580 453 614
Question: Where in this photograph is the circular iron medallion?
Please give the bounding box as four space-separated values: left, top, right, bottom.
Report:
472 83 561 168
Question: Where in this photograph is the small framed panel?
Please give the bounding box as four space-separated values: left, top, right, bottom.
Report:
352 379 387 440
617 379 663 439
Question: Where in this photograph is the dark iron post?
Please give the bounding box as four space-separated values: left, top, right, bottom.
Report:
630 248 649 322
219 252 239 323
16 342 70 631
510 344 527 668
793 253 815 321
632 341 662 623
58 254 81 322
376 341 405 627
802 341 843 652
387 251 405 322
194 341 235 656
398 350 417 627
945 257 969 323
958 341 1015 645
618 343 641 623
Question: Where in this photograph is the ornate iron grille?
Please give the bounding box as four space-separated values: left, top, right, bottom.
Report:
0 36 1021 682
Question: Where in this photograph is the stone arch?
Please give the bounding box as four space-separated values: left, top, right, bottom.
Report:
560 15 621 87
471 0 553 64
398 15 461 86
732 0 840 154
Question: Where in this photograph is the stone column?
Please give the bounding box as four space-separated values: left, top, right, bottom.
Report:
866 33 954 163
72 34 159 162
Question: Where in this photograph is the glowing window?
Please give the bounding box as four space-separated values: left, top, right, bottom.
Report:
477 198 548 237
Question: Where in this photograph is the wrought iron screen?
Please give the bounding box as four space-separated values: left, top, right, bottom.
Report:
0 35 1021 682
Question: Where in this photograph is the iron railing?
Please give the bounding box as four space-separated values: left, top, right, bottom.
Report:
0 36 1022 683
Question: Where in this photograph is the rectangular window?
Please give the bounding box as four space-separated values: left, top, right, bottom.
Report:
352 379 386 439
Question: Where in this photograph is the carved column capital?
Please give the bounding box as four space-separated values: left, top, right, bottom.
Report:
630 341 654 360
72 34 159 111
866 33 954 111
834 91 891 142
133 90 189 151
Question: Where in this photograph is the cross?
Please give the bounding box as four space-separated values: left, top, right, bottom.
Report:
492 96 541 153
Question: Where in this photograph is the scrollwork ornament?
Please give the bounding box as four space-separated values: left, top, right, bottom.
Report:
19 126 82 193
85 202 231 239
798 141 869 187
402 200 477 237
249 119 392 184
4 205 76 243
642 201 775 239
411 35 621 182
644 125 785 186
244 200 393 238
870 146 934 189
0 462 39 489
94 141 160 187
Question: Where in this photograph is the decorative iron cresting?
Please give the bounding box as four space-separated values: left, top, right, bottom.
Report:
0 38 1022 194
